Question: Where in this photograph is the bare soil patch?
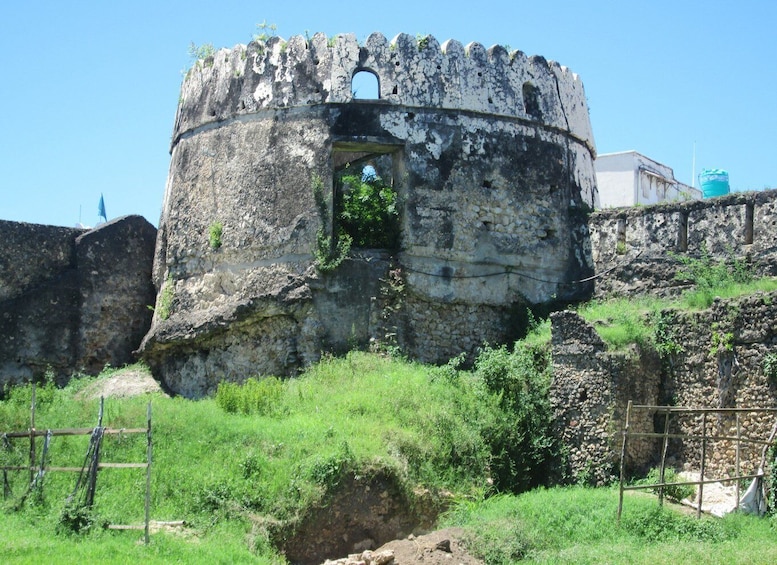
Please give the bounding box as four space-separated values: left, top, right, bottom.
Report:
76 367 165 400
322 528 483 565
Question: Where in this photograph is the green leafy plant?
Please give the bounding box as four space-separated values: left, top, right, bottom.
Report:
653 310 685 359
710 323 734 356
416 34 431 51
187 42 216 67
473 341 558 492
312 174 352 272
338 174 400 249
253 20 277 42
209 221 223 250
639 466 695 502
763 353 777 385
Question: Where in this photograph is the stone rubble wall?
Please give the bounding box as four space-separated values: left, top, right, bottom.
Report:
0 216 156 388
550 290 777 483
550 311 661 484
590 189 777 298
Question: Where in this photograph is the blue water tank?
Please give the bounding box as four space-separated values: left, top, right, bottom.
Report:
699 169 730 198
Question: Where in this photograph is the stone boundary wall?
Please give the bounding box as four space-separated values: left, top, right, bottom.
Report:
590 189 777 298
551 290 777 483
0 220 85 302
0 216 157 388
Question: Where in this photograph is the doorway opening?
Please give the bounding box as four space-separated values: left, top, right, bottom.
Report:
332 143 402 251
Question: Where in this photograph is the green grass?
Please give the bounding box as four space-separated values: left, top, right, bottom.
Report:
576 277 777 352
443 486 777 564
1 351 775 563
0 353 522 562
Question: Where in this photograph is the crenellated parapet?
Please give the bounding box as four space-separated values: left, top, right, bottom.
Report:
174 32 594 154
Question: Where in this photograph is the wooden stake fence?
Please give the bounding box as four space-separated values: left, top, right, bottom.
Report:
617 402 777 523
1 385 152 544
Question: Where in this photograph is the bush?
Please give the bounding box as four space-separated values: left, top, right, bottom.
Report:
339 174 399 249
215 377 284 416
473 341 558 492
208 221 223 249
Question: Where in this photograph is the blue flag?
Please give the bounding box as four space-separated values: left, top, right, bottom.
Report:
98 194 107 221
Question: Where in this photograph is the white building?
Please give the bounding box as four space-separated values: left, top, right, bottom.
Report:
594 151 701 209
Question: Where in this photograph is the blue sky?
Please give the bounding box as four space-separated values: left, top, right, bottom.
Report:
1 1 775 228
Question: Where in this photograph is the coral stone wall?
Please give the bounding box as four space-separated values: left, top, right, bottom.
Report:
590 189 777 298
0 216 156 387
142 32 598 396
550 289 777 483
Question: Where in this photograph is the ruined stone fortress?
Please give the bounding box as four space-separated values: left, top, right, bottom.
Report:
139 32 598 396
3 32 777 481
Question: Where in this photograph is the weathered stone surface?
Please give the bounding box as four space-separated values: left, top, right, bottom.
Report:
551 292 777 482
143 32 598 396
0 216 156 388
590 189 777 298
550 311 660 484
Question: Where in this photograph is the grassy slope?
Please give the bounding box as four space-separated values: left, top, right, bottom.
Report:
1 354 503 562
4 354 777 564
443 487 777 565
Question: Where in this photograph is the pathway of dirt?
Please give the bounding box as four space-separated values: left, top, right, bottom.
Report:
75 366 165 400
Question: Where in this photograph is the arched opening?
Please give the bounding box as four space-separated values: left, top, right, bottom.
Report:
522 82 542 120
352 70 380 100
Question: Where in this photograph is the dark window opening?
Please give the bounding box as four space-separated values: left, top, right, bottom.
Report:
352 70 380 100
522 82 542 120
677 212 689 252
745 203 754 245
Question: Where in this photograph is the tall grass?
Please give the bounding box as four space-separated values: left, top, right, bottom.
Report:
0 352 542 561
443 486 777 565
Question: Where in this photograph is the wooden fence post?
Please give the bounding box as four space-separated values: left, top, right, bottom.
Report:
618 400 632 524
145 401 152 546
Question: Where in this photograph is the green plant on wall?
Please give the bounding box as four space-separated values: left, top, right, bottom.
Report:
156 275 175 320
209 221 223 250
710 323 734 356
763 353 777 385
312 174 351 272
187 42 216 68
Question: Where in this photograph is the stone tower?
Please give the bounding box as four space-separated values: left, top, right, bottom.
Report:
140 32 598 397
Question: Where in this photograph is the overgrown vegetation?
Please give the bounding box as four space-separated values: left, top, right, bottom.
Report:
577 250 777 352
187 42 216 70
638 467 695 502
338 173 400 249
312 174 352 272
0 351 558 561
672 246 753 309
155 274 175 320
443 487 777 564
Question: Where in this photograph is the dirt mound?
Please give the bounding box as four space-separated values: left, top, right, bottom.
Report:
321 528 483 565
375 528 483 565
76 366 165 400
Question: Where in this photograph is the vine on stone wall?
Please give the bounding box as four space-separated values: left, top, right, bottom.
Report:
312 174 352 272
